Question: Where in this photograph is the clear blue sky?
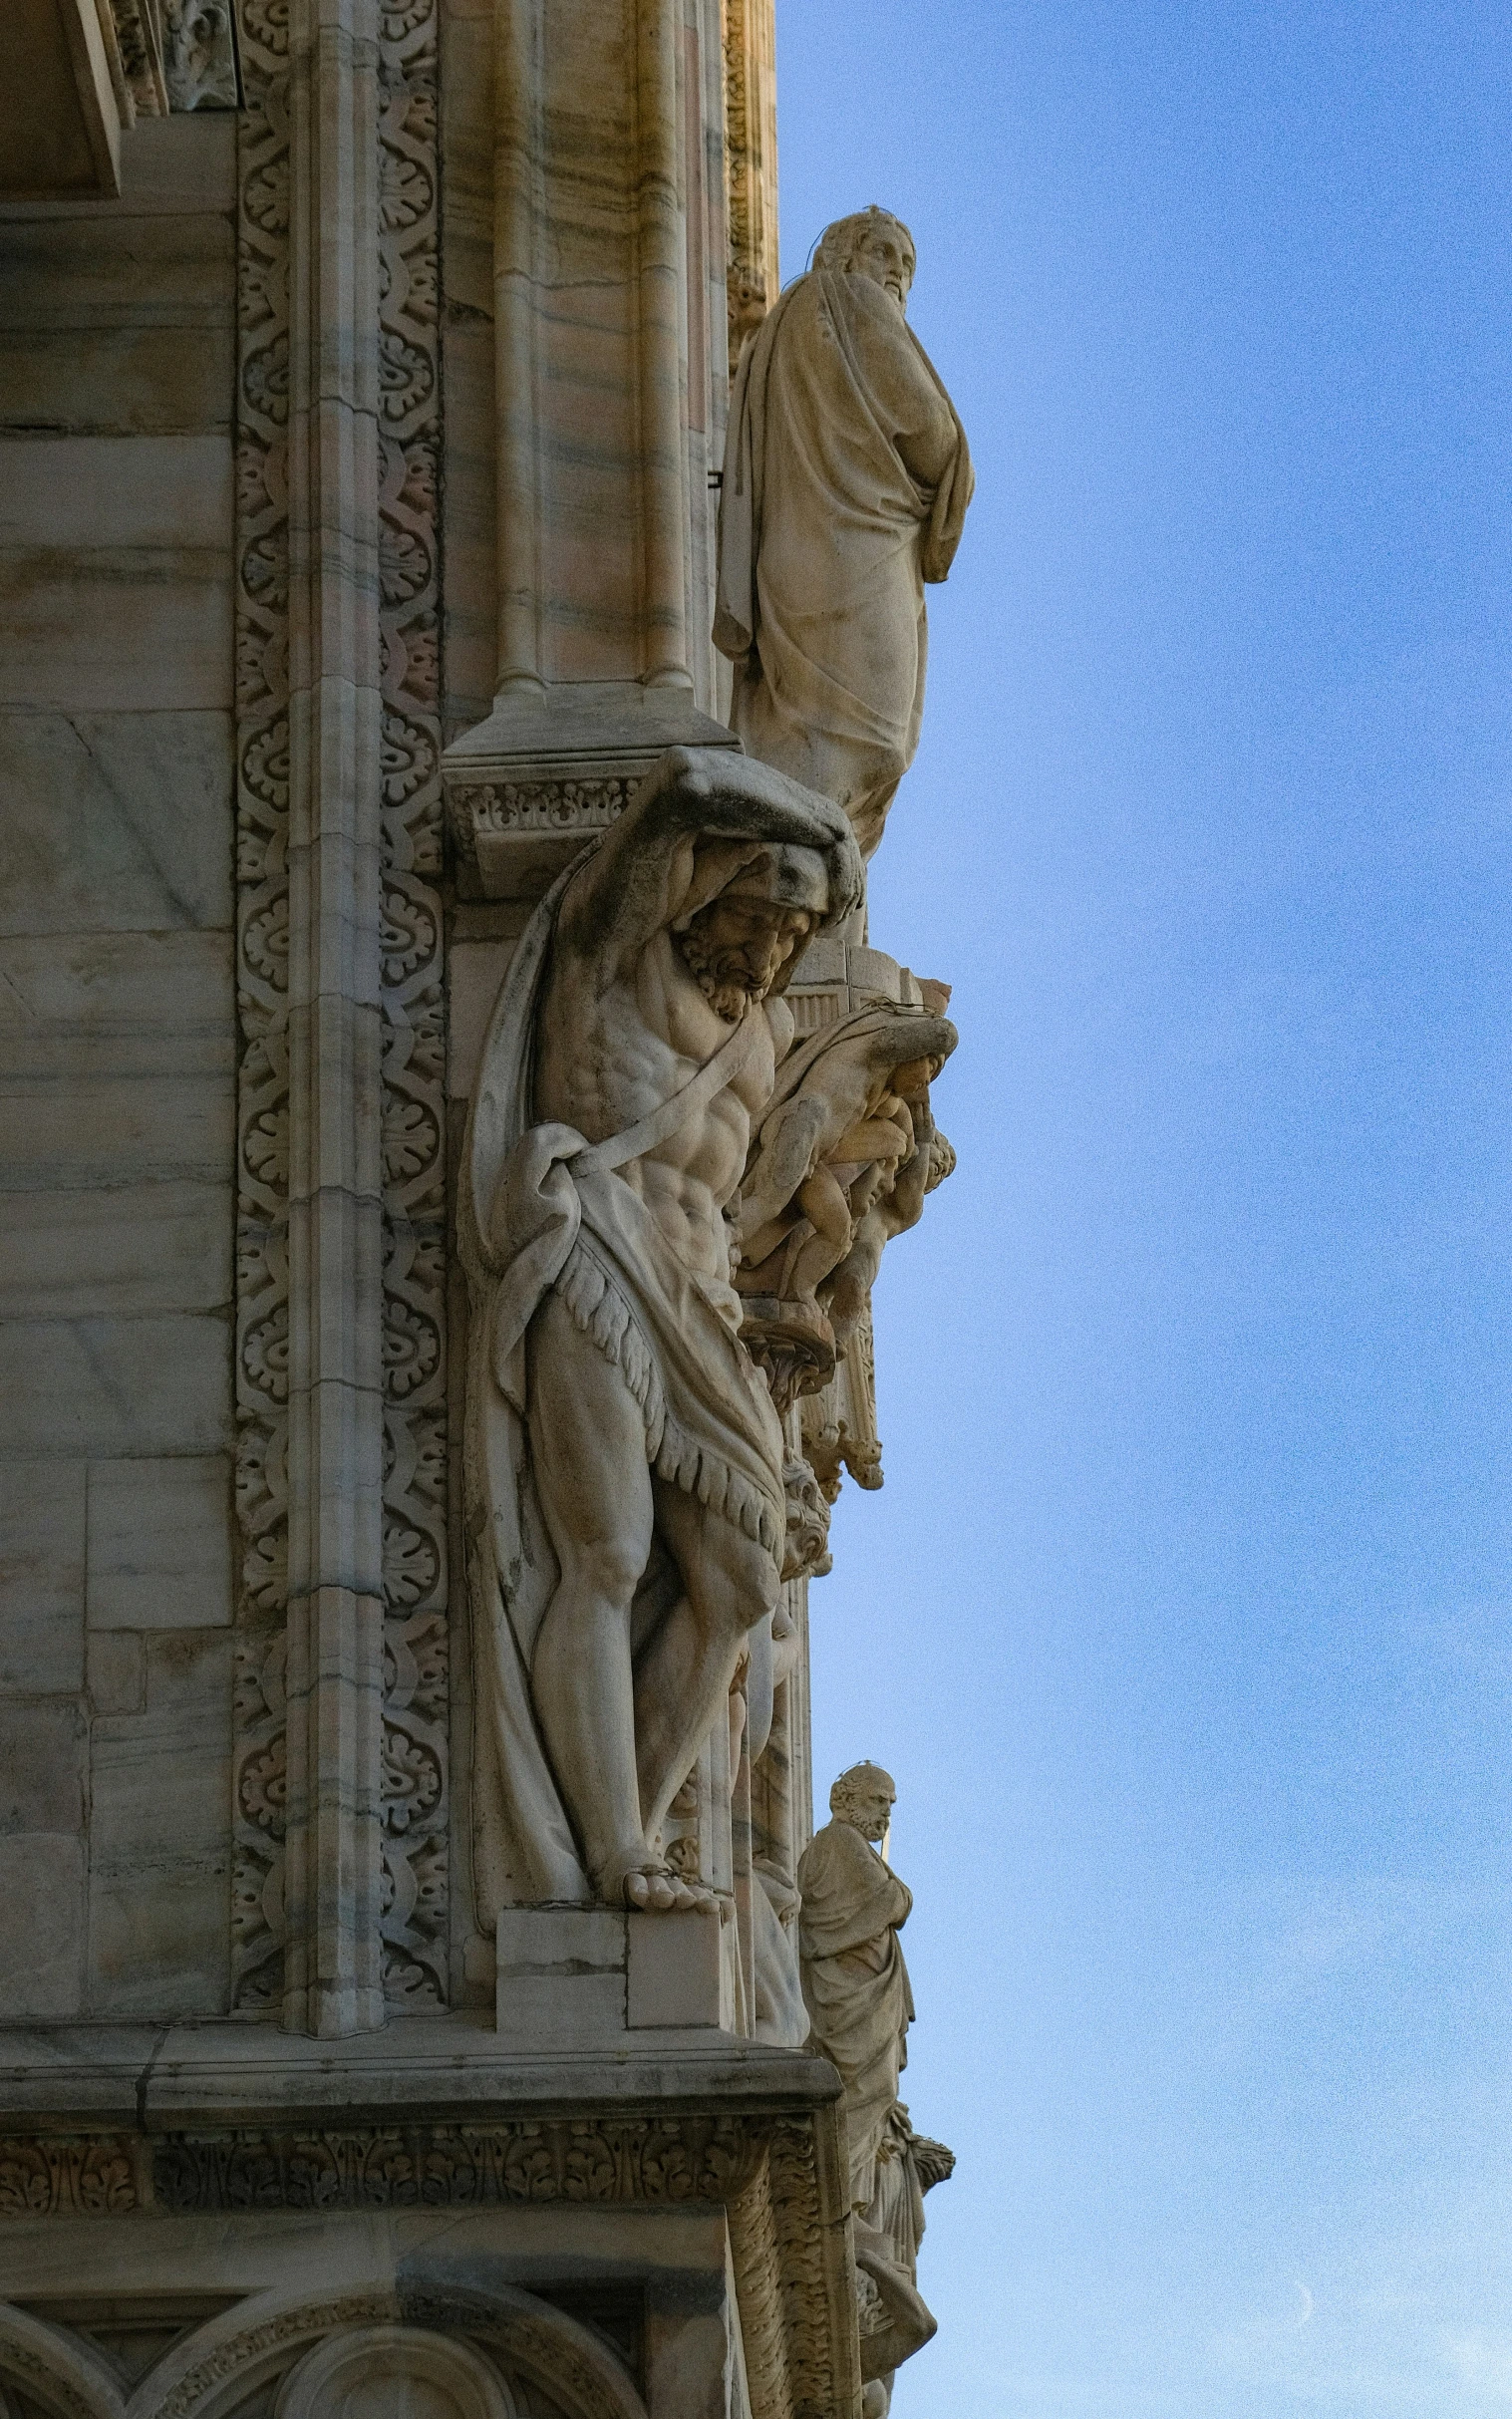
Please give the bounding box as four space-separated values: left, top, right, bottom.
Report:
776 5 1512 2413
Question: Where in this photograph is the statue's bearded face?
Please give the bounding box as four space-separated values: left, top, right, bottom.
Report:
836 1784 895 1845
848 221 914 310
679 897 816 1022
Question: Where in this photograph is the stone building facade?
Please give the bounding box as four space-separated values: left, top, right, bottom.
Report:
0 6 966 2413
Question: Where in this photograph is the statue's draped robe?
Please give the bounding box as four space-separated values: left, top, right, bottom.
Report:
715 267 973 860
458 854 787 1920
796 1817 915 2208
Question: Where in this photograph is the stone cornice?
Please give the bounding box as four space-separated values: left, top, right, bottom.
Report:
0 2050 861 2419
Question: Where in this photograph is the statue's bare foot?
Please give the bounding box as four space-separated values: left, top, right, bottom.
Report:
600 1854 715 1915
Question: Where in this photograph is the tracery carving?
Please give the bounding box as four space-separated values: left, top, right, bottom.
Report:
162 0 239 110
378 0 450 2010
231 0 293 2011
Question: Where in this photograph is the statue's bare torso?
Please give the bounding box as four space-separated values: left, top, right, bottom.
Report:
536 926 794 1294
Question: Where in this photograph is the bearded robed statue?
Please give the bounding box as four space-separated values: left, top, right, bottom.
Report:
715 205 975 863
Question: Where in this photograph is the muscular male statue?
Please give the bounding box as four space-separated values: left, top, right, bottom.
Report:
461 750 862 1921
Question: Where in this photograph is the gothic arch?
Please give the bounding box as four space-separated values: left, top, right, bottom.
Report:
274 2326 514 2419
120 2278 648 2419
0 2303 127 2419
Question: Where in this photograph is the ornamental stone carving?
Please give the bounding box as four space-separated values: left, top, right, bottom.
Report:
460 749 862 1920
737 992 957 1408
715 207 975 861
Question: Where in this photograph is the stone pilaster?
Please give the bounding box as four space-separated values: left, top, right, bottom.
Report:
278 0 388 2038
722 0 778 373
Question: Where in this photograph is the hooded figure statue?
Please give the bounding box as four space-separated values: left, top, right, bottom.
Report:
715 206 974 864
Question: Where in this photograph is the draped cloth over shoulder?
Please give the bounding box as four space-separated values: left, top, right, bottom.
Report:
796 1817 916 2209
458 852 789 1920
715 266 974 861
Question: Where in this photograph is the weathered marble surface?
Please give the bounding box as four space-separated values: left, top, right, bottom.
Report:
0 435 232 712
0 14 967 2412
0 108 235 2026
0 207 232 436
0 2019 861 2419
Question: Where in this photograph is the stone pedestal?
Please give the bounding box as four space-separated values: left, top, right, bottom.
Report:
495 1909 737 2043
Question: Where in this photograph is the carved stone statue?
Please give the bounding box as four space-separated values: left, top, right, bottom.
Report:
734 990 956 1415
796 1761 915 2212
798 1763 955 2413
715 206 975 861
460 749 862 1921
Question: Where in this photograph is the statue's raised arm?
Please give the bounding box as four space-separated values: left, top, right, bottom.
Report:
558 744 864 975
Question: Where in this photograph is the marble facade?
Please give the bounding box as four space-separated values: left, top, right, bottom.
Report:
0 5 970 2413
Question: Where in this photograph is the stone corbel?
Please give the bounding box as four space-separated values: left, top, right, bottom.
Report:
442 684 740 901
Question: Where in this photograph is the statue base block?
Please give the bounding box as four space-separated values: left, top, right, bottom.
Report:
496 1906 736 2041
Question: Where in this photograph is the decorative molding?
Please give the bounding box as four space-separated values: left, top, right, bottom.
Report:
150 2116 763 2213
378 0 450 2011
0 2140 137 2219
108 0 169 121
230 0 293 2013
0 2112 857 2419
447 776 631 878
152 2295 394 2419
721 0 778 376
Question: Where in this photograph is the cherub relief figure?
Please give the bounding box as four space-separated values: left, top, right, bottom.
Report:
715 205 975 861
822 1088 957 1356
736 996 957 1381
460 749 861 1923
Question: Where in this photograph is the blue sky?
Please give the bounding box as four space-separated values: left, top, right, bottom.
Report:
774 5 1512 2413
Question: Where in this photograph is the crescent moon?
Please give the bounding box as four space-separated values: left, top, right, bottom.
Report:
1294 2283 1314 2329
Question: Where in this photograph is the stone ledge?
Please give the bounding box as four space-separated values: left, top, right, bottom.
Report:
0 2045 862 2419
0 2011 842 2130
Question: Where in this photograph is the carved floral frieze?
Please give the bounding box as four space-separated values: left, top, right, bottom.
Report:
377 0 450 2010
231 0 294 2010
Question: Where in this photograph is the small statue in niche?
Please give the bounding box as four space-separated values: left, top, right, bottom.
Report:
460 749 861 1921
715 205 975 862
735 994 957 1406
798 1762 954 2411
